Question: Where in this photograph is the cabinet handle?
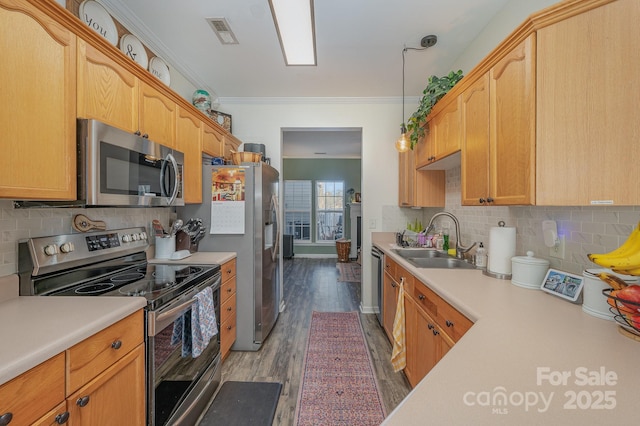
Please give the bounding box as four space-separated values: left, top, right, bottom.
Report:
427 323 434 330
418 294 425 301
134 130 141 136
227 306 232 312
479 198 486 204
142 133 149 139
76 396 90 407
227 269 232 274
487 197 494 203
226 287 232 293
55 412 70 424
227 325 232 330
111 340 122 350
432 328 440 336
446 320 454 328
0 412 13 425
391 282 396 288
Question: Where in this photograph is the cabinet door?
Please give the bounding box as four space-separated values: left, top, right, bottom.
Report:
398 150 415 207
414 123 435 168
0 0 76 200
68 344 145 426
489 34 536 205
77 39 139 133
139 82 176 148
461 73 490 206
202 122 225 157
536 0 640 205
432 95 462 161
411 304 439 387
382 272 398 342
177 106 203 203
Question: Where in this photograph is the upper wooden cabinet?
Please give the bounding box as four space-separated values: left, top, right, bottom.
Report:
176 106 203 203
536 0 640 205
0 0 77 200
432 95 462 162
398 149 445 208
461 35 535 206
202 122 225 157
77 38 139 133
139 82 176 148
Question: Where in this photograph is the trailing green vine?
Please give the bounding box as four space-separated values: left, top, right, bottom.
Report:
406 70 464 149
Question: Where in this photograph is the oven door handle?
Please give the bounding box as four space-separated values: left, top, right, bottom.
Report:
155 296 196 324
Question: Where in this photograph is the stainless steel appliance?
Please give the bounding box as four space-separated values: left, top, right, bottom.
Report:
371 246 384 325
18 227 221 426
180 162 280 351
15 119 184 208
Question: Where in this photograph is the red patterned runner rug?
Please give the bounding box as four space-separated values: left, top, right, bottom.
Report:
294 311 386 426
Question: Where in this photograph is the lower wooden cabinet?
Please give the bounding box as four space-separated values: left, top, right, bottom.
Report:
0 310 145 425
381 256 473 388
220 258 237 360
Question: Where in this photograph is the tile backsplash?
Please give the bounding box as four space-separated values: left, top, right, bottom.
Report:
0 200 172 277
384 166 640 275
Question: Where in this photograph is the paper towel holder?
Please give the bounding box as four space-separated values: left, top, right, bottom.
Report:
482 220 513 280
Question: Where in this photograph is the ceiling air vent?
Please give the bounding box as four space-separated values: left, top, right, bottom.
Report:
207 17 239 45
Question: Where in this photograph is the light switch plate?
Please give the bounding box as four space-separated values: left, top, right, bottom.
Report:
549 234 566 259
369 219 376 229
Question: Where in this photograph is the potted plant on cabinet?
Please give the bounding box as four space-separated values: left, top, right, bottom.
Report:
406 70 464 150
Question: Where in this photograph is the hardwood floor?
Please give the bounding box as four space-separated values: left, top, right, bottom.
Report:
212 258 411 425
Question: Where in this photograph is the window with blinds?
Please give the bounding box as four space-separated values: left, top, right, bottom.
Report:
284 180 312 241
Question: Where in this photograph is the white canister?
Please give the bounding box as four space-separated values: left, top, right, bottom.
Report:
511 251 550 289
582 269 639 321
155 235 176 259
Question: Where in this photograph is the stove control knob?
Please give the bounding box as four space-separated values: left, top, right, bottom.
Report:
139 232 147 241
122 234 132 243
60 242 75 253
132 233 140 241
44 244 59 256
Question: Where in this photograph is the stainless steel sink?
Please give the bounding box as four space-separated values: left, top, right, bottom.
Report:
392 248 476 269
406 257 477 270
392 248 445 258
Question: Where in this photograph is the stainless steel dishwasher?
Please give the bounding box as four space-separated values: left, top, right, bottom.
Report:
371 246 384 325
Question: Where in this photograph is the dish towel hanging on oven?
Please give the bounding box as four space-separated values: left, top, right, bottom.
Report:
391 277 406 372
170 286 218 358
191 286 218 357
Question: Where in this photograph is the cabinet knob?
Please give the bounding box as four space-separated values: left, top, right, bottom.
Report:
427 323 434 330
227 269 232 274
446 320 454 328
391 282 396 288
227 325 232 330
227 306 232 312
487 197 494 203
226 287 232 293
479 198 486 204
432 328 440 336
0 412 13 425
134 130 141 136
55 412 70 424
111 340 122 350
418 294 425 301
76 396 90 407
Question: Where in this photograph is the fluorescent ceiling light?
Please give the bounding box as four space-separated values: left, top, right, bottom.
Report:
269 0 316 66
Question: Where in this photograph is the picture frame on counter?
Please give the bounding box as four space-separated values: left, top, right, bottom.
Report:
209 110 232 133
540 268 584 302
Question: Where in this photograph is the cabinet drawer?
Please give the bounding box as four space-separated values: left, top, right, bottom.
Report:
412 284 438 318
220 315 237 357
0 353 65 426
384 256 396 278
220 291 236 324
32 401 67 426
395 265 414 293
66 310 144 395
222 258 237 282
221 275 236 303
436 300 473 342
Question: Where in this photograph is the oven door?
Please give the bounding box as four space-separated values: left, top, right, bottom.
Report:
146 273 221 426
81 118 185 207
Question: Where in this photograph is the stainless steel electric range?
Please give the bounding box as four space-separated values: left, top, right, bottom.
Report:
18 227 222 426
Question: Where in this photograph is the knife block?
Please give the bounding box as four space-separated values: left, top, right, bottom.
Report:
175 230 193 252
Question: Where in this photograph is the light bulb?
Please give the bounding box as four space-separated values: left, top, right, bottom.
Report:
395 132 410 152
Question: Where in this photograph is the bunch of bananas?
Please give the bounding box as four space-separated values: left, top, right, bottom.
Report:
588 222 640 275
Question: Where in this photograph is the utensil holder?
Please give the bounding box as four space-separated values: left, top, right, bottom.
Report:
155 236 176 259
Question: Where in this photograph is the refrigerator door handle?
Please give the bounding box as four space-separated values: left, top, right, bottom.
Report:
271 194 280 262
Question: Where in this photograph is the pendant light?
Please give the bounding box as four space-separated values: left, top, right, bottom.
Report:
395 47 410 153
395 35 438 153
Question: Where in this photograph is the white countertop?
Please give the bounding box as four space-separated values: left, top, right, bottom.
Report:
373 233 640 425
0 280 146 385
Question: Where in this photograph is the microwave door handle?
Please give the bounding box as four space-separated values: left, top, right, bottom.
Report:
161 153 179 205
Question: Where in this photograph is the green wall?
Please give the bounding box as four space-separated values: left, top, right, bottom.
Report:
283 158 361 256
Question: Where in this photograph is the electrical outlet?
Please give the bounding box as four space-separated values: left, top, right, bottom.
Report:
549 234 566 259
369 219 376 229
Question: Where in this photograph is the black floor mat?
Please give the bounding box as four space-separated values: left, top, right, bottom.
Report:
199 381 282 426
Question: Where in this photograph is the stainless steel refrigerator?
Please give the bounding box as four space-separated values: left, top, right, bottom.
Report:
179 162 280 351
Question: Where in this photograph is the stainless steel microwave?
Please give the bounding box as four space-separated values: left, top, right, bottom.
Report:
15 119 184 208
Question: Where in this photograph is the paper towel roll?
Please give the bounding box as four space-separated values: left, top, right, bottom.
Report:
488 225 516 275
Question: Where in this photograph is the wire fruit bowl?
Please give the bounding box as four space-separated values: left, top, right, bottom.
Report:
602 288 640 336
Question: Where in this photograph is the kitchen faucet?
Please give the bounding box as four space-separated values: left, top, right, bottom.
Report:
425 212 476 259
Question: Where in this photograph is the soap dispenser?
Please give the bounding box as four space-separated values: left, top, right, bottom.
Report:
476 242 487 268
